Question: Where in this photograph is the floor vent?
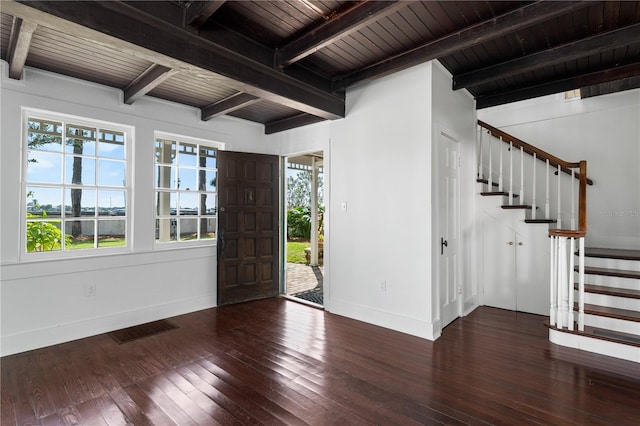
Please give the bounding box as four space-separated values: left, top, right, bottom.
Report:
109 319 178 344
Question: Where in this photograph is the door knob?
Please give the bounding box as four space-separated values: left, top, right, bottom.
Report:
518 242 523 246
508 241 514 245
440 237 448 255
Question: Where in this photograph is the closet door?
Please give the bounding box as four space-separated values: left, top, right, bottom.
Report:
482 213 516 311
515 229 549 315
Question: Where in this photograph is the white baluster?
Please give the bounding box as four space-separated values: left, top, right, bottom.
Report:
498 136 503 192
477 126 483 179
509 141 514 205
568 237 576 330
545 160 550 219
556 164 562 229
578 237 585 331
519 147 524 203
557 237 567 329
571 168 576 230
531 153 537 219
488 133 493 190
550 236 557 326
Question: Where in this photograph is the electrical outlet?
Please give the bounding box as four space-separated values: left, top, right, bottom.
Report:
380 280 387 292
84 283 96 297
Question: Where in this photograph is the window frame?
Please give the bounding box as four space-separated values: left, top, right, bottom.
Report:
153 131 224 249
20 108 134 260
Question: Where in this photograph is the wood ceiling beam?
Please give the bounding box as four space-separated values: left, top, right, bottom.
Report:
455 23 640 90
265 113 326 135
124 64 177 105
276 1 408 68
186 1 226 27
201 92 260 121
6 16 37 79
8 0 344 120
475 62 640 109
333 1 591 91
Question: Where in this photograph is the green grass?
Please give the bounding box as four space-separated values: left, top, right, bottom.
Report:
69 238 126 250
287 241 309 264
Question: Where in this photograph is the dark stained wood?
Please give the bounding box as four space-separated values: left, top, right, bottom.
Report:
581 284 640 300
201 92 261 121
6 16 37 79
217 151 280 305
579 266 640 280
2 301 640 425
9 0 345 120
265 112 326 134
186 1 226 28
476 61 640 109
585 247 640 261
580 303 640 323
501 205 532 210
276 1 408 67
545 321 640 348
124 63 176 105
454 23 640 90
332 1 591 90
480 191 519 198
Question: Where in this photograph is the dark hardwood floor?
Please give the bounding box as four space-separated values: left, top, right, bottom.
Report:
2 299 640 425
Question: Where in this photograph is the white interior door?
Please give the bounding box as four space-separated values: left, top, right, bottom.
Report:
437 131 461 328
515 229 550 315
482 213 517 311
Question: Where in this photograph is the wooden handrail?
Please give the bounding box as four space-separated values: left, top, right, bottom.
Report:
478 120 594 185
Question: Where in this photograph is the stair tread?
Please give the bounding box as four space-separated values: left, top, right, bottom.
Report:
476 178 499 187
579 284 640 300
525 219 557 224
577 303 640 322
501 205 531 210
545 321 640 348
480 191 519 198
576 266 640 279
584 247 640 261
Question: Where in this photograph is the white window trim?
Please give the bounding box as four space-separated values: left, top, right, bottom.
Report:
20 108 134 261
153 131 224 250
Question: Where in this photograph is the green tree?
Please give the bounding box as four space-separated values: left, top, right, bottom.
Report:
287 171 323 209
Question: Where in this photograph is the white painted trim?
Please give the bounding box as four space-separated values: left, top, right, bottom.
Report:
549 329 640 363
1 294 216 356
328 298 441 341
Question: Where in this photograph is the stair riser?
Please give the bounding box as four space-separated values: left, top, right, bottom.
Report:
577 274 640 290
583 256 640 272
581 313 640 335
581 292 640 311
549 329 640 363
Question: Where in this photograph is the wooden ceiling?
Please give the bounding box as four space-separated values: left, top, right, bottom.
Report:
2 1 639 134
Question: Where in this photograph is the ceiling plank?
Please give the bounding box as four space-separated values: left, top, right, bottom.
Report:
265 113 326 134
6 16 37 79
455 23 640 90
276 1 408 68
475 62 640 109
332 1 591 91
187 1 226 27
124 64 177 104
201 92 260 120
8 0 344 120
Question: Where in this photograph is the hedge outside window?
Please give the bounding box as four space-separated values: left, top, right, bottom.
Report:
24 113 130 254
154 136 218 244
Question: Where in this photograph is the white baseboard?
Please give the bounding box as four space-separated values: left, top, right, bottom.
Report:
328 298 440 340
1 295 217 356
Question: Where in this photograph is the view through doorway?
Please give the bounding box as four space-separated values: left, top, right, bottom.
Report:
284 152 324 307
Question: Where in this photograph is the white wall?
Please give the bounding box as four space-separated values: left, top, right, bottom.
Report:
479 90 640 249
269 61 477 340
431 61 478 318
0 64 271 356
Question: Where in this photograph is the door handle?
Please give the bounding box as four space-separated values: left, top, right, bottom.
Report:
218 228 226 257
440 237 448 255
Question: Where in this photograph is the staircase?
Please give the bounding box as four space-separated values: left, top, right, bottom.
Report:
476 120 640 363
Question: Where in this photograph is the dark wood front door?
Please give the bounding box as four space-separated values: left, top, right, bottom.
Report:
217 151 280 305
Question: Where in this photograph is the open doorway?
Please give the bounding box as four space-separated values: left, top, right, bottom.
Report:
284 151 324 307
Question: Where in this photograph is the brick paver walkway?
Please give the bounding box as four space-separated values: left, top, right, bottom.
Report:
286 262 323 295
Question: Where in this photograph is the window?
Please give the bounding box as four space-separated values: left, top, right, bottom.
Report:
23 111 131 255
154 134 221 245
